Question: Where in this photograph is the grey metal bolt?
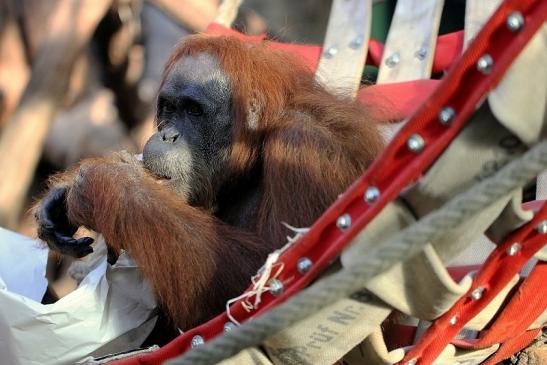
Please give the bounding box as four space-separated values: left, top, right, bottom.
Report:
470 287 485 300
336 214 352 231
407 134 425 153
506 12 525 32
224 322 236 332
507 242 522 256
438 107 456 126
297 257 313 274
477 54 494 74
349 35 364 49
536 220 547 234
364 186 380 204
415 47 428 60
269 279 284 296
191 335 205 347
324 46 338 59
385 52 400 67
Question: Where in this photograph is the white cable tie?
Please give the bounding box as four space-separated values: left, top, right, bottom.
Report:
225 222 308 326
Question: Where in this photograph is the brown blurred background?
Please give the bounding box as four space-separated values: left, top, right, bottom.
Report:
0 0 339 298
0 0 340 237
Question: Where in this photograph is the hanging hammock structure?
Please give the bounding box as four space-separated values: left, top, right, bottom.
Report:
84 0 546 364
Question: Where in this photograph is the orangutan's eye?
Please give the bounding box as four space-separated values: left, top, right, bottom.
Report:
185 100 203 116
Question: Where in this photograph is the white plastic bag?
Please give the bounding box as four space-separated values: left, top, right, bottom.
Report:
0 229 158 365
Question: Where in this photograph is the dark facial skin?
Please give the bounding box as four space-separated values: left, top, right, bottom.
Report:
143 53 233 208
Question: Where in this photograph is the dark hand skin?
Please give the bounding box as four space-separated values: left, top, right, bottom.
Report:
36 151 150 260
35 187 94 258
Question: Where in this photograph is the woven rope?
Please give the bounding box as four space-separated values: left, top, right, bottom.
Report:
167 140 547 365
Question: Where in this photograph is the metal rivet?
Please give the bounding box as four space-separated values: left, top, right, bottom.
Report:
385 52 400 67
507 242 522 256
336 214 352 231
269 279 284 296
537 220 547 234
438 107 456 126
364 186 380 204
506 11 524 32
470 287 485 300
224 322 236 332
349 35 364 49
407 134 425 153
405 359 417 365
324 46 338 58
477 54 494 74
415 47 428 60
449 315 458 326
191 335 205 347
297 257 313 274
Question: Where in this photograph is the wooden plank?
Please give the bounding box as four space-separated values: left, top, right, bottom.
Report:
464 0 502 49
151 0 220 32
315 0 373 97
538 171 547 200
0 0 112 229
214 0 243 28
0 1 29 128
377 0 445 84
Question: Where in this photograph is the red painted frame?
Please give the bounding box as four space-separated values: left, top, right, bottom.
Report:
400 202 547 365
114 0 547 363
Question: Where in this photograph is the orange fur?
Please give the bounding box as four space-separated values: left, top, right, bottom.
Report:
42 35 384 329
